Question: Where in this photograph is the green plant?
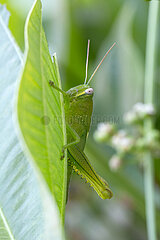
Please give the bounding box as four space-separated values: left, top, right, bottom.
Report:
0 0 159 239
0 1 64 239
94 2 159 240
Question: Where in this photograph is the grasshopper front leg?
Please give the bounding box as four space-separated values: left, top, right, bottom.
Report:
49 80 67 96
61 124 80 159
49 80 80 157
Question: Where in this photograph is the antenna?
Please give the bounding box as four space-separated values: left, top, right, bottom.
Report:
84 39 90 84
87 42 116 85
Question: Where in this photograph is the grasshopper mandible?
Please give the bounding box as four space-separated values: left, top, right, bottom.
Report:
49 40 116 200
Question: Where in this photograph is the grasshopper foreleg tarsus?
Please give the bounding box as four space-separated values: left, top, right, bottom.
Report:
49 80 67 96
49 80 54 86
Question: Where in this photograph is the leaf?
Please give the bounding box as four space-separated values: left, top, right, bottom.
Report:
17 0 67 221
0 3 64 240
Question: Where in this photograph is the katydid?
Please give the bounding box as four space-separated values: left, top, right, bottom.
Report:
49 41 116 200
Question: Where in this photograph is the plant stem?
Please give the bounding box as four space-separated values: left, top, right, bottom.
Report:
144 1 159 240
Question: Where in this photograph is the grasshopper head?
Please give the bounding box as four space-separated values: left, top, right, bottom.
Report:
66 85 94 100
66 41 116 100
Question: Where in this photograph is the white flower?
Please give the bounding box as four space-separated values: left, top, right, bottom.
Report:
133 102 155 117
112 131 133 152
109 155 121 171
124 111 137 124
124 103 155 124
133 102 146 113
94 122 114 142
144 104 155 115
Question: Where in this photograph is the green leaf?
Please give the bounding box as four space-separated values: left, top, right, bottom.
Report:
17 0 67 222
0 3 64 240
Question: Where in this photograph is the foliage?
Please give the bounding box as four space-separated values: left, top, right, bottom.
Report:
0 1 65 239
17 0 67 221
0 0 160 239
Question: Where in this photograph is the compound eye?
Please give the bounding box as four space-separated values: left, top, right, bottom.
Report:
85 88 94 95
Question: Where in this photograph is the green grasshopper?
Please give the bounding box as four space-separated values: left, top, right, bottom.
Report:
49 41 115 200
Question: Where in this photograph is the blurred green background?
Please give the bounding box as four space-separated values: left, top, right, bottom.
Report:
1 0 160 239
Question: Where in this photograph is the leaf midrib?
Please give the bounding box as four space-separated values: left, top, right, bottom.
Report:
39 17 54 194
0 207 15 240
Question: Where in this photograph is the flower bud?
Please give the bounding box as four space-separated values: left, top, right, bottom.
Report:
124 103 155 125
124 111 137 124
94 122 115 142
112 130 133 152
133 102 155 119
144 104 155 116
109 155 122 171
